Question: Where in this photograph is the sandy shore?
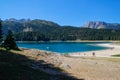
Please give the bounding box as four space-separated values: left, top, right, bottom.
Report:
69 43 120 57
17 43 120 80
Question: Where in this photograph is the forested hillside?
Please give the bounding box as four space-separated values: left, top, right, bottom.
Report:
15 28 120 41
2 18 120 41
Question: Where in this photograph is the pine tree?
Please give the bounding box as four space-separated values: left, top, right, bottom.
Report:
3 30 19 50
0 19 3 44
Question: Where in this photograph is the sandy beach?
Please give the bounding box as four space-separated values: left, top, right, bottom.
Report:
17 43 120 80
69 43 120 57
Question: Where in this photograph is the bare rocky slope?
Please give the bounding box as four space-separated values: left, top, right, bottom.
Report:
83 21 120 30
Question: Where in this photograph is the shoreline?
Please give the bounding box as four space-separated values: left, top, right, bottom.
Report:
18 42 120 58
17 43 120 80
69 43 120 58
16 43 120 80
17 40 120 43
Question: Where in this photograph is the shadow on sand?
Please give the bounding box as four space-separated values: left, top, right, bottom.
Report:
0 49 85 80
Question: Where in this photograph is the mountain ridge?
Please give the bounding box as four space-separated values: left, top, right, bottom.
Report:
2 18 120 33
1 18 120 41
2 18 60 33
83 21 120 30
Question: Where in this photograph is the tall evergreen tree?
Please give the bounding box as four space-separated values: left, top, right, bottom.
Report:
0 19 3 44
3 30 19 50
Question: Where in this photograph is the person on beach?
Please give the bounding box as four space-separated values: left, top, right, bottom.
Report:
84 53 86 56
92 52 95 56
111 47 114 50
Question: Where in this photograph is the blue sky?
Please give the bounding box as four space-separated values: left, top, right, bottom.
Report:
0 0 120 26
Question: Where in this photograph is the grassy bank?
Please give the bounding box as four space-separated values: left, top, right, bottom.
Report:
112 54 120 57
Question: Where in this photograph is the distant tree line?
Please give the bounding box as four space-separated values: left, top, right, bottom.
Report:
15 27 120 41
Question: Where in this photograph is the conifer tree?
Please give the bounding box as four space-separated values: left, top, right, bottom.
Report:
3 30 19 50
0 19 3 44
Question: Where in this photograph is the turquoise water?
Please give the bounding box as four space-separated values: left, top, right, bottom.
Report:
17 42 109 54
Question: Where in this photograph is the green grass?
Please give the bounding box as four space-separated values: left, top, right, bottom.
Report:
0 48 82 80
114 42 120 45
112 54 120 57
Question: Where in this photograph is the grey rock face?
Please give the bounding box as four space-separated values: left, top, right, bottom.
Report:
84 21 107 29
83 21 120 30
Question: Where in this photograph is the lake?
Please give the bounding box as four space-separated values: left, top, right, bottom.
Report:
17 42 109 54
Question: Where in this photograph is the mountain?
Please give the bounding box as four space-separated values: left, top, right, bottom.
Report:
1 19 120 41
83 21 120 30
2 19 120 34
2 18 60 34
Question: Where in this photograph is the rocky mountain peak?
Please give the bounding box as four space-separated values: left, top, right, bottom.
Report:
84 21 108 29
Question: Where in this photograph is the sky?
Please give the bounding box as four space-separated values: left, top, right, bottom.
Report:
0 0 120 26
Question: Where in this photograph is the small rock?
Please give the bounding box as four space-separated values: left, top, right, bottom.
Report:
60 63 71 69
